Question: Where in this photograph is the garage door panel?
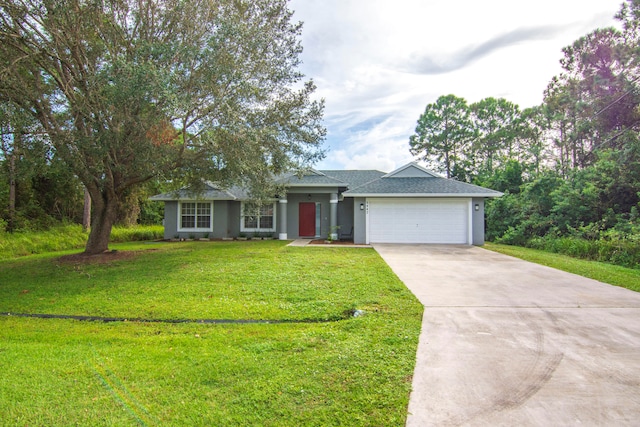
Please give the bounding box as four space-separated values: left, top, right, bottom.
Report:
368 198 469 244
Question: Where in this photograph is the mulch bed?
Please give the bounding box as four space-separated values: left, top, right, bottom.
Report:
57 250 148 265
309 240 356 245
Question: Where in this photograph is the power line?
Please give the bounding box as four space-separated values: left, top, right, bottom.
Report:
594 74 640 117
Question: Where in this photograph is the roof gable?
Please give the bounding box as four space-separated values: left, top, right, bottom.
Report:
382 162 440 178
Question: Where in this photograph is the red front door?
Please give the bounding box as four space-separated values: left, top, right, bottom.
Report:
299 202 316 237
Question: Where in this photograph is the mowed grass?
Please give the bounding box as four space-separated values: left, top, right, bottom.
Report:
485 242 640 292
0 241 423 426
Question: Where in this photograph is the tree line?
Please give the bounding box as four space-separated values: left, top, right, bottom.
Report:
409 0 640 265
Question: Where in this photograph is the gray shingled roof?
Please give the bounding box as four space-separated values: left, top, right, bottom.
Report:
150 165 501 201
344 176 503 197
320 170 386 188
149 182 239 201
275 170 347 186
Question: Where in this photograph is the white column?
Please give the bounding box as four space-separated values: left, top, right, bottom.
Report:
329 193 338 240
278 198 288 240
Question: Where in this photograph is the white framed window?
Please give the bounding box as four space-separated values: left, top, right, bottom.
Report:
241 202 276 232
178 201 213 232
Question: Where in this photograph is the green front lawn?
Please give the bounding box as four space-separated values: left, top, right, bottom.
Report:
485 242 640 292
0 241 423 426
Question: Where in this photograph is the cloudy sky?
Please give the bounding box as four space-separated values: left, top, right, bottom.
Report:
288 0 623 171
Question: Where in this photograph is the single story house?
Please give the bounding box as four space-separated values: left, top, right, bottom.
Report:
150 162 502 245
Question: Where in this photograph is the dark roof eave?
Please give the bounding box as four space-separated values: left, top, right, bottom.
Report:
149 195 239 201
342 192 503 198
283 183 346 188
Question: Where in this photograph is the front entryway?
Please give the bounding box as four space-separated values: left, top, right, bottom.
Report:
299 202 316 237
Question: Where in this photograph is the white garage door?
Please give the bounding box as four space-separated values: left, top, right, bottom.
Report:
368 198 470 244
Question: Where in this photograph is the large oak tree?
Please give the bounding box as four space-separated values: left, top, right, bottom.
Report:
0 0 325 254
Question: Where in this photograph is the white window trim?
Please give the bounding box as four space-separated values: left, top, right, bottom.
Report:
240 202 277 233
178 201 214 232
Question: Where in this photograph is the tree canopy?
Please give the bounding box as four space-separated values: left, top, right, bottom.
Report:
409 94 471 179
0 0 325 254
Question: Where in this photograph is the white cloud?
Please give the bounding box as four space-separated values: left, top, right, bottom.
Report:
290 0 622 170
330 114 415 171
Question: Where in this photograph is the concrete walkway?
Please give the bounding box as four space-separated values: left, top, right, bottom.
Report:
287 239 371 248
374 244 640 427
287 239 311 247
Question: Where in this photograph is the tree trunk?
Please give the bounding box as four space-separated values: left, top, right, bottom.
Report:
84 190 118 255
8 152 16 232
116 191 141 226
82 188 91 231
444 150 451 178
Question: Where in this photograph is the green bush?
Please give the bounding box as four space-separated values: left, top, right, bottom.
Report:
0 224 164 260
110 225 164 242
0 224 88 259
525 236 640 269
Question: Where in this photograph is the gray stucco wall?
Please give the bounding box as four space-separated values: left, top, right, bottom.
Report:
472 197 485 246
212 201 228 238
163 201 179 239
227 201 241 237
353 197 367 244
337 198 354 239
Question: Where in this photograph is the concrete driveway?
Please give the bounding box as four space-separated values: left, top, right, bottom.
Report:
374 244 640 427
